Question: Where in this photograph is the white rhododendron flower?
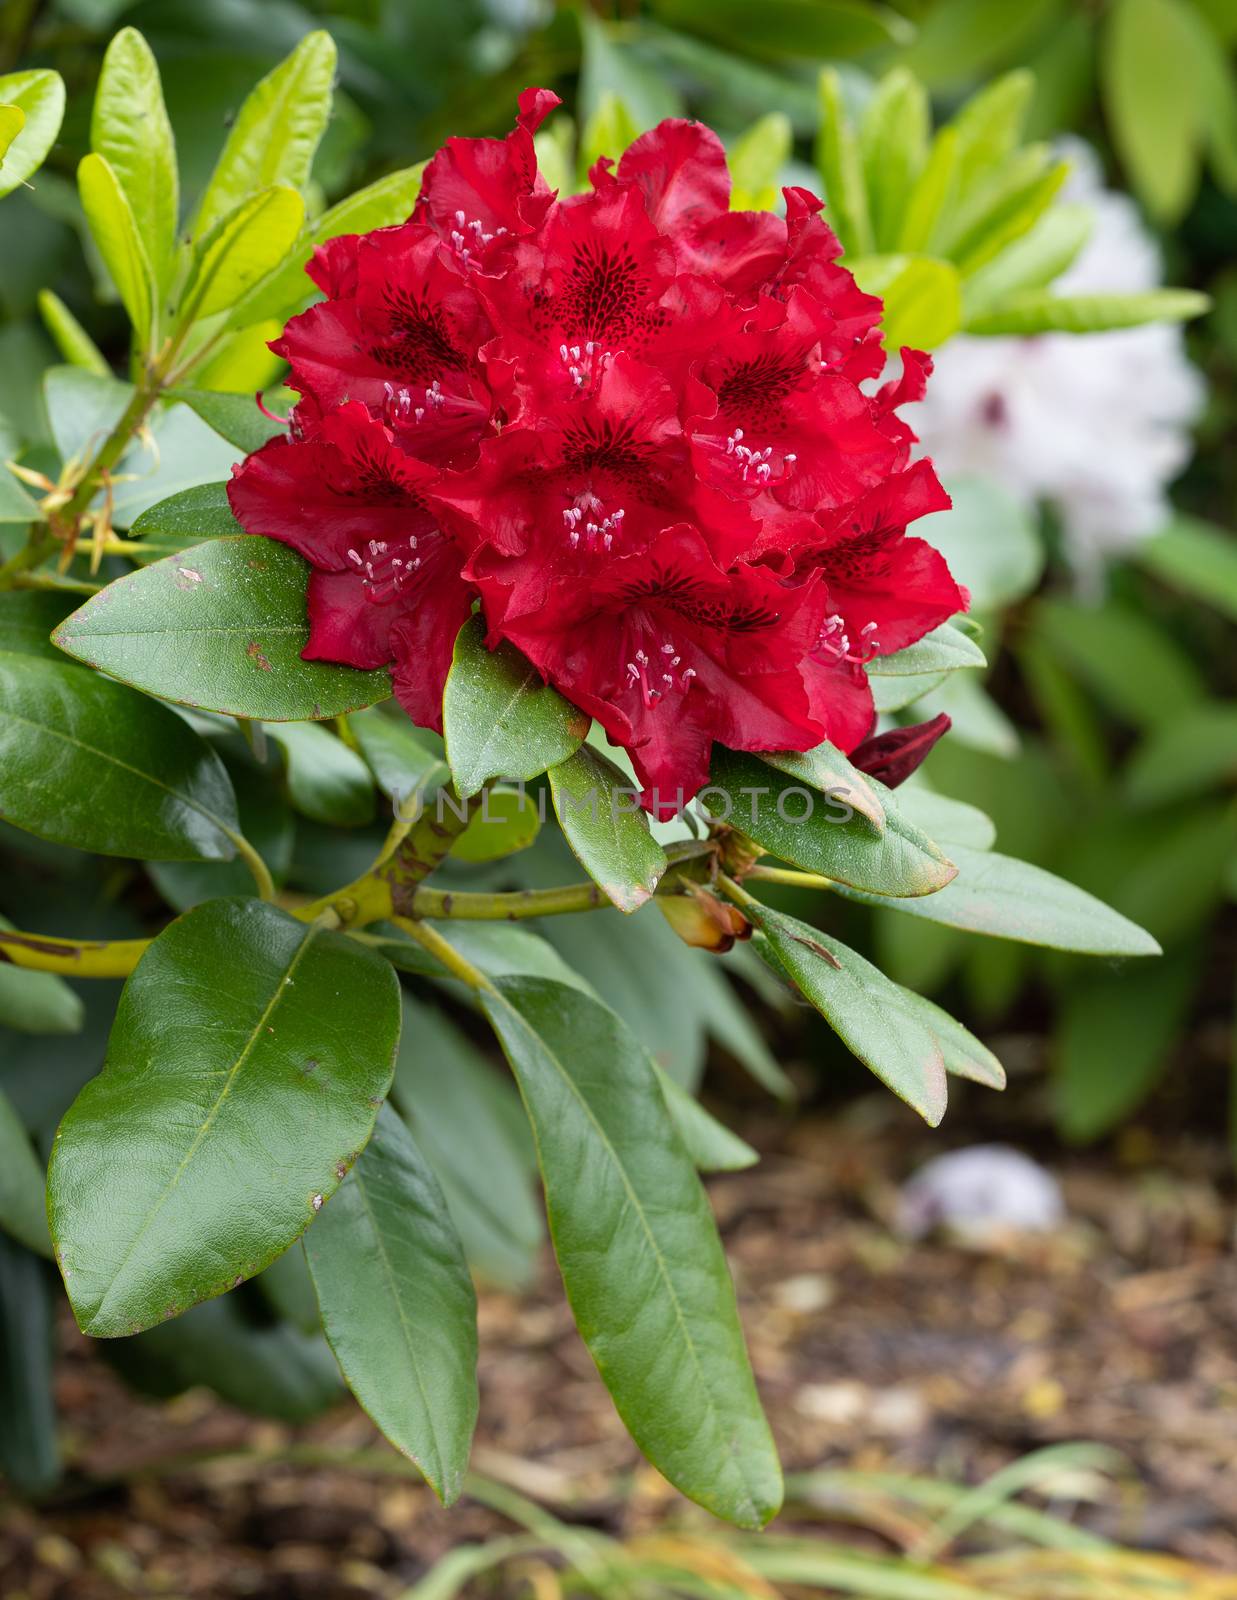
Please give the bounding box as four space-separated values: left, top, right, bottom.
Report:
915 142 1204 587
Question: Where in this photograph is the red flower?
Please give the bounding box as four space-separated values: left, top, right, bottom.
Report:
226 97 968 807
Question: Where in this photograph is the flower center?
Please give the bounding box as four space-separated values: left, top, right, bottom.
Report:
558 340 615 393
346 533 422 603
815 613 879 664
625 641 697 709
724 427 797 485
383 379 447 429
562 489 625 550
449 210 509 266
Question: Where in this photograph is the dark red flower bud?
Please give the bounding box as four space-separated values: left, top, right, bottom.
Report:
850 713 952 789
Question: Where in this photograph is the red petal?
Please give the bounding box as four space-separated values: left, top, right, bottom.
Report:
615 118 730 233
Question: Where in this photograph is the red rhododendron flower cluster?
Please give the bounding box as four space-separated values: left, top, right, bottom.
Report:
228 89 967 812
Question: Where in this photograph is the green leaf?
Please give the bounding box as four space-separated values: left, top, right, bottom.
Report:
654 1069 759 1172
837 845 1162 956
91 28 178 292
549 743 666 912
232 164 425 326
944 149 1070 277
1056 946 1198 1141
895 786 997 851
728 111 793 211
0 1233 60 1496
268 720 375 828
451 786 541 863
192 31 337 238
443 617 588 798
0 914 83 1039
1031 597 1205 729
391 993 543 1292
898 126 958 252
814 67 871 258
0 651 242 861
860 69 929 251
0 69 65 199
853 254 962 349
129 481 243 544
49 897 400 1337
579 90 640 183
36 288 109 376
652 0 911 58
0 102 21 164
918 476 1043 609
77 152 154 346
0 590 78 659
348 708 448 809
181 185 305 327
1103 0 1205 222
52 536 392 721
962 204 1093 317
171 388 287 455
707 749 956 898
888 986 1005 1090
1123 705 1237 809
965 288 1211 335
868 621 986 677
948 69 1035 197
480 972 782 1528
304 1104 478 1504
755 740 886 833
744 900 947 1124
870 669 950 714
257 1245 320 1334
0 1086 52 1255
1137 515 1237 622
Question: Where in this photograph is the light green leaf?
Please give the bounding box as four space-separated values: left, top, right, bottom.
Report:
0 1086 52 1255
918 477 1043 610
579 90 640 183
549 743 666 912
745 900 947 1124
962 204 1093 317
304 1105 478 1504
0 462 40 524
888 986 1005 1089
1137 515 1237 622
91 28 178 291
837 845 1162 956
870 669 950 713
0 69 65 199
654 1068 758 1172
451 786 541 863
77 152 154 346
898 126 958 252
1103 0 1205 222
181 185 305 327
943 148 1070 277
579 10 684 130
52 536 392 722
268 720 375 828
36 288 109 375
895 786 997 851
815 67 871 258
0 650 241 861
0 913 83 1038
443 616 588 798
852 253 962 349
706 750 956 898
192 31 337 238
728 111 793 211
0 103 22 165
860 69 928 250
965 288 1211 335
948 69 1035 198
49 897 400 1336
480 971 782 1528
868 621 985 676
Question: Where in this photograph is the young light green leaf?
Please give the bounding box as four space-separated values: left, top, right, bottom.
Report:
728 111 793 210
837 845 1162 956
860 69 928 250
852 253 962 349
304 1104 478 1505
965 288 1211 335
0 103 22 164
0 914 83 1039
0 651 241 861
49 897 400 1337
0 69 65 198
744 900 947 1125
948 69 1035 198
947 150 1070 277
815 67 871 257
181 185 305 327
77 152 154 346
0 1087 52 1255
192 31 337 237
443 616 588 798
868 621 986 676
898 126 958 252
962 204 1093 316
268 720 375 828
480 972 782 1528
170 388 287 455
549 743 666 912
91 28 178 291
707 749 956 898
36 289 109 375
52 536 392 722
451 786 541 863
653 1068 759 1172
579 90 640 183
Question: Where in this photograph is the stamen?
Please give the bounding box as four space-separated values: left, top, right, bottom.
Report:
623 638 698 708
